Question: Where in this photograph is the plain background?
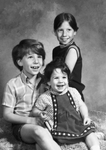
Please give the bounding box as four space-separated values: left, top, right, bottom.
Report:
0 0 106 117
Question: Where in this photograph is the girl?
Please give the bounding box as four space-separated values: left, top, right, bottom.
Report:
52 12 85 101
32 58 100 150
2 39 61 150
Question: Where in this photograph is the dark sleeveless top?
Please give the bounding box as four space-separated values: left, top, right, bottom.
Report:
52 42 85 96
51 91 95 144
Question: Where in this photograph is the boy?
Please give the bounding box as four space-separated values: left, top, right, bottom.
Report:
2 39 61 150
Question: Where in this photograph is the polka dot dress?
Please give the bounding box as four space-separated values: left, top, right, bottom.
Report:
51 91 95 144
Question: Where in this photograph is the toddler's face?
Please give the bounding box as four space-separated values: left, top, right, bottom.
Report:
55 21 76 45
18 52 43 78
49 68 68 94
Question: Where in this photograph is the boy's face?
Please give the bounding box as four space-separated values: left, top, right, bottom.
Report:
18 52 43 78
49 68 68 94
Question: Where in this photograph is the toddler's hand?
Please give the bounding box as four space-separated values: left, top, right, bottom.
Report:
40 111 47 121
83 117 92 125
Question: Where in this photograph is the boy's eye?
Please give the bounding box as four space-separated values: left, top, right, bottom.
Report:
28 55 33 59
38 55 42 58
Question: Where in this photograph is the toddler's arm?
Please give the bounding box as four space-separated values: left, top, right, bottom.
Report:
79 102 92 125
32 107 53 131
71 88 92 125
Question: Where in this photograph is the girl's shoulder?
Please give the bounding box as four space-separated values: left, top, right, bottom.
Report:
68 42 80 58
53 45 60 51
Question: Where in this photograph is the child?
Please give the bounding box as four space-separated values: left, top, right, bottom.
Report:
32 58 100 150
2 39 61 150
52 12 85 101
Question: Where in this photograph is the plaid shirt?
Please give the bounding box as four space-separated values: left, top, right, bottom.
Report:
2 72 45 116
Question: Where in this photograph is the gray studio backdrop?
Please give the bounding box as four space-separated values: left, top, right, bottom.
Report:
0 0 106 117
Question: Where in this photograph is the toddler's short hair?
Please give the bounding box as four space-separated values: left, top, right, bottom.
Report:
44 58 72 83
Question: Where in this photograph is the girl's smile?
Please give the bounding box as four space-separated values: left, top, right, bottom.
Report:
55 21 76 45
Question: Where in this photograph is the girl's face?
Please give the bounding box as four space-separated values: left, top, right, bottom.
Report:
49 68 69 94
18 52 43 79
55 21 76 45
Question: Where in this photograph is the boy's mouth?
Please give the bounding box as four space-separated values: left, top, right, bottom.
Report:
31 66 39 69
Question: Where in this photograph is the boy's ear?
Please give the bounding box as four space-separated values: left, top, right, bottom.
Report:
17 60 23 66
74 31 77 35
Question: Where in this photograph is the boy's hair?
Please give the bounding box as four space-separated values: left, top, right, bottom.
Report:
44 58 72 83
54 12 79 32
12 39 46 71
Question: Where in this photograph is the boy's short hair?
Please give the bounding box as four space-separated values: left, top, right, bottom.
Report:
44 58 72 83
12 39 46 71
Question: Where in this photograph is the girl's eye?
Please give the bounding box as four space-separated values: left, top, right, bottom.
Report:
63 76 67 79
57 29 63 33
67 28 71 31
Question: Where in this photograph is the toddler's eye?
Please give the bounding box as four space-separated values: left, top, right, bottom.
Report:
54 77 58 79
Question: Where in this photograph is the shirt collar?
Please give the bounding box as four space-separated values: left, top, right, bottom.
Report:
20 72 28 84
20 71 42 88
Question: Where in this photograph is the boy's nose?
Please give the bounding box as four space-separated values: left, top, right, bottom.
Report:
34 57 38 63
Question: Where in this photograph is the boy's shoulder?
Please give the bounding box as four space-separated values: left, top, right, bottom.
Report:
6 73 21 87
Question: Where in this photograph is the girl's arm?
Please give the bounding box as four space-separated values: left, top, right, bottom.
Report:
65 48 79 72
3 106 38 125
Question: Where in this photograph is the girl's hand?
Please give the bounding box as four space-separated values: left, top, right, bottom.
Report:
83 117 92 125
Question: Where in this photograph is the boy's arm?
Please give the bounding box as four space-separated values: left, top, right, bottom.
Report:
32 107 42 117
3 106 38 125
2 81 39 125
